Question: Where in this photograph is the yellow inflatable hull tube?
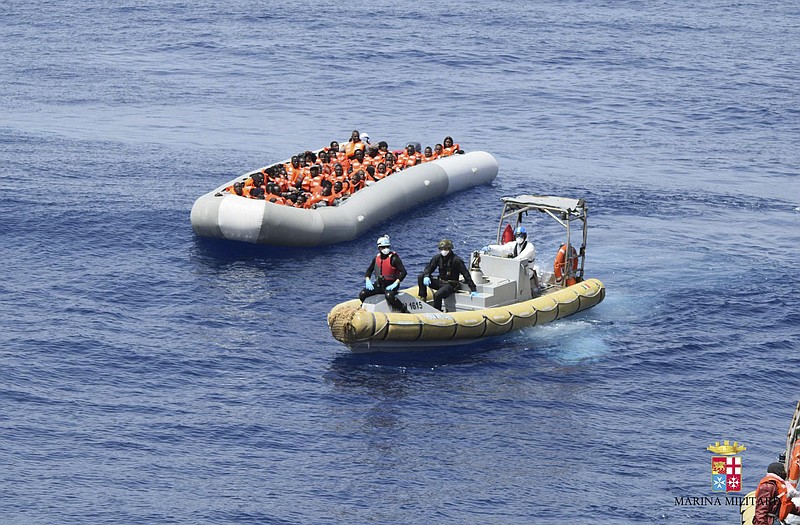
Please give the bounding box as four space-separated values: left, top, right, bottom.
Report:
328 278 605 352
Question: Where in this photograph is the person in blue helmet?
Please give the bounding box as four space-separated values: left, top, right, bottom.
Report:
481 225 536 276
360 235 408 313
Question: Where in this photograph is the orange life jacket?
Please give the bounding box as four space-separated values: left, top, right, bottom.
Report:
338 181 352 196
350 159 367 174
345 140 365 158
780 453 800 521
285 164 302 184
442 143 461 156
350 178 365 192
397 151 422 169
787 443 800 487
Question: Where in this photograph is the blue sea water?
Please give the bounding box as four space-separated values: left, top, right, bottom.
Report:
2 0 799 523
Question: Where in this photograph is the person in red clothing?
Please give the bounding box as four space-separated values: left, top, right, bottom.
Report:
754 462 796 525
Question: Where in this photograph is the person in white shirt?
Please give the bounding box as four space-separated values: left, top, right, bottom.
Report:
481 226 536 276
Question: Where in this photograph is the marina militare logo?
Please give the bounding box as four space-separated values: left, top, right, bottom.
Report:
707 440 746 493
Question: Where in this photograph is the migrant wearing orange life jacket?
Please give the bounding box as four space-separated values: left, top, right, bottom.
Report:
350 176 365 192
333 151 349 171
284 164 303 185
349 158 367 175
295 166 313 188
345 140 365 159
397 147 423 169
301 166 324 192
337 180 352 197
364 149 382 168
442 143 461 156
319 162 333 177
441 136 461 157
372 165 389 181
226 184 244 196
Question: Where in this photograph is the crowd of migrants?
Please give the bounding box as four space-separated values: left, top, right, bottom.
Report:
225 131 464 208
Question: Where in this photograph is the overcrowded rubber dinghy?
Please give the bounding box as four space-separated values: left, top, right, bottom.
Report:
328 195 606 352
190 138 498 246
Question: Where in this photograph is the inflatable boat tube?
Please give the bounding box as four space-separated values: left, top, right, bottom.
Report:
327 278 605 352
191 151 499 246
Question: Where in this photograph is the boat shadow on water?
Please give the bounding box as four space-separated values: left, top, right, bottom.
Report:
328 338 498 372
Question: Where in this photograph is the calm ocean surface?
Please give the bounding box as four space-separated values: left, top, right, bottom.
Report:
2 1 799 523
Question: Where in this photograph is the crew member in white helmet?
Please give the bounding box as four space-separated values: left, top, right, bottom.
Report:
360 235 408 313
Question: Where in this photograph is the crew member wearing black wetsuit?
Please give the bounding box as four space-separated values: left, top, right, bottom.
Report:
417 238 477 311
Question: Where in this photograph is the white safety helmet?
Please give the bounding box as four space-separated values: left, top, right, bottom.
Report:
377 235 391 248
361 132 371 144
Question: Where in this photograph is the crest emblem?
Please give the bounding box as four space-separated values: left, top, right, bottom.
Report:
708 441 746 493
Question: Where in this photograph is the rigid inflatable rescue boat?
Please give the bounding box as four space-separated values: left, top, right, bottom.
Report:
190 148 498 246
328 195 606 352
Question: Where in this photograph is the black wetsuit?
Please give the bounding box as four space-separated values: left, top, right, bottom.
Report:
418 251 477 311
